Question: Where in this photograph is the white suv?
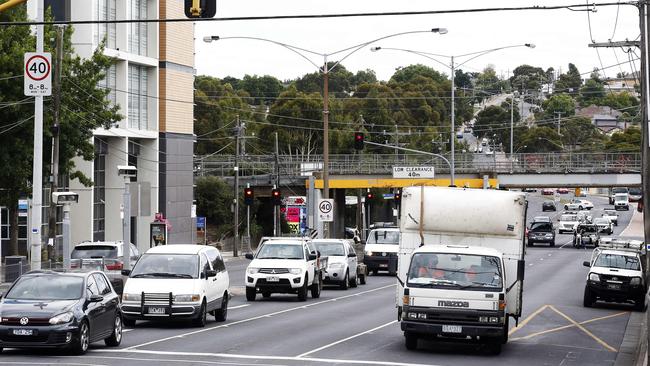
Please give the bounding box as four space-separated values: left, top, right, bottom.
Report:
121 245 230 327
313 239 358 290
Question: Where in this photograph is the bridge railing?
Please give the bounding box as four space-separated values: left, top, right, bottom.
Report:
196 152 641 177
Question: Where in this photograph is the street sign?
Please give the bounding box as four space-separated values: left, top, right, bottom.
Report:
24 52 52 96
383 193 395 200
318 199 334 222
191 204 197 218
197 216 206 229
392 166 435 179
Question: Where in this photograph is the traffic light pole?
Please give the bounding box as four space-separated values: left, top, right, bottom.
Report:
233 115 240 257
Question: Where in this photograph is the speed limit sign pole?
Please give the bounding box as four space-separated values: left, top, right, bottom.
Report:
28 0 46 270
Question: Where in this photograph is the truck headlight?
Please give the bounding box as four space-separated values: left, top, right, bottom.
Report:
328 263 344 269
365 251 374 257
289 268 302 275
631 277 642 286
174 294 200 302
49 312 74 325
589 273 600 282
247 267 260 275
122 293 141 302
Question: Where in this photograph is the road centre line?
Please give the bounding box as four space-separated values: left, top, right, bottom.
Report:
296 320 397 358
124 284 396 350
92 349 441 366
0 363 104 366
508 304 549 336
549 305 618 352
510 311 628 342
228 304 250 310
77 355 284 366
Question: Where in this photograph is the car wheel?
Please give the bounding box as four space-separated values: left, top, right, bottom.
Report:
527 240 533 247
359 273 366 285
404 331 418 350
579 206 583 210
246 287 256 301
311 273 322 298
262 291 271 298
71 320 90 355
298 277 308 301
372 269 378 276
123 317 136 327
564 205 568 210
350 273 358 288
192 300 207 327
340 271 349 290
583 286 595 307
104 313 123 347
635 295 646 311
550 240 555 247
215 293 228 322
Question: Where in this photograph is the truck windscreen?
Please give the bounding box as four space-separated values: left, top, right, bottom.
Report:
407 253 502 291
366 230 400 245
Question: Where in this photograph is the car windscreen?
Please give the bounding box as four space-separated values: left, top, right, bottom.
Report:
594 253 640 270
407 253 502 291
530 222 552 232
130 254 198 278
5 275 84 300
256 243 304 259
366 230 400 245
578 225 598 233
313 242 345 256
71 245 118 259
593 218 609 225
560 215 577 221
612 187 628 194
603 210 617 216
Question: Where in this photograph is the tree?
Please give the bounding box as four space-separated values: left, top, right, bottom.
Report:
541 93 576 120
0 6 121 255
509 64 546 92
559 116 604 149
294 62 354 97
518 127 563 153
239 75 284 105
473 104 522 153
389 64 447 85
578 78 606 107
606 127 641 152
555 63 582 95
195 176 234 236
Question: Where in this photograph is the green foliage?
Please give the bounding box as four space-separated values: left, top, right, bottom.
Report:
195 176 233 235
578 78 606 107
606 127 641 152
473 104 522 153
510 64 546 92
542 93 576 120
518 127 563 153
474 65 506 99
555 63 582 95
239 75 284 105
559 116 605 150
390 64 447 85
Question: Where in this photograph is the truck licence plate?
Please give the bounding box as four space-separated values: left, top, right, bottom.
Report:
442 325 462 333
267 276 280 282
148 307 166 314
12 329 34 336
379 264 388 268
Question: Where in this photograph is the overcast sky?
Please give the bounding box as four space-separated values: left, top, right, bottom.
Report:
194 1 640 83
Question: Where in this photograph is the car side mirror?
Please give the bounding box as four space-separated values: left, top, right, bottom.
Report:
206 269 217 278
308 254 317 261
245 253 254 260
583 261 591 267
121 269 131 276
89 294 103 303
517 260 525 282
348 252 357 258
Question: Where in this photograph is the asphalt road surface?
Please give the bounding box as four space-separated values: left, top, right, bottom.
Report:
0 191 642 366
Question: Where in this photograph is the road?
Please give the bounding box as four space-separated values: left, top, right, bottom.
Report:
0 191 641 365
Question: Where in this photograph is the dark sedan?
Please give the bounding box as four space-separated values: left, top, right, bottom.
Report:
542 201 556 211
0 270 122 354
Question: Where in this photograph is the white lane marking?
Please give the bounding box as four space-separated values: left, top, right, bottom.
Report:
297 320 397 358
227 304 250 310
80 355 283 366
0 363 104 366
559 239 573 249
122 329 135 333
125 284 396 350
93 349 441 366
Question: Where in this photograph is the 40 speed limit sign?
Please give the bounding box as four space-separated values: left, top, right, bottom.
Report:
24 52 52 96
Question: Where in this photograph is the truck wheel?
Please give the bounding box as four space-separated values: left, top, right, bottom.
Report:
298 277 308 301
262 291 271 298
487 341 502 355
246 287 256 301
340 271 349 290
634 295 646 311
527 240 533 247
311 273 322 298
350 273 358 288
501 317 510 344
372 269 378 276
404 331 418 350
359 273 366 285
583 286 595 307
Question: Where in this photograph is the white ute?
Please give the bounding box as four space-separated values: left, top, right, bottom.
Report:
245 238 325 301
397 187 527 354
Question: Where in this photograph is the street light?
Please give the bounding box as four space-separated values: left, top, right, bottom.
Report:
537 137 564 150
204 29 447 237
370 43 535 186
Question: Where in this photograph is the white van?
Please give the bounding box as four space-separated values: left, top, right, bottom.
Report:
364 227 400 275
121 244 230 327
614 193 630 211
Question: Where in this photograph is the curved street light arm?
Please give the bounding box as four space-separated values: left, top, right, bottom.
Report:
455 44 535 68
210 36 323 70
370 47 450 70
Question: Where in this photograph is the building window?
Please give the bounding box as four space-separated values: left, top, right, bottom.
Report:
129 0 148 56
1 207 8 240
128 65 148 130
96 0 116 49
98 64 116 106
93 138 107 242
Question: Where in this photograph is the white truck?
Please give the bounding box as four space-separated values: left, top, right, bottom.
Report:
397 187 527 354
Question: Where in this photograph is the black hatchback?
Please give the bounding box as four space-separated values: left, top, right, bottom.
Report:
0 270 122 354
542 201 556 211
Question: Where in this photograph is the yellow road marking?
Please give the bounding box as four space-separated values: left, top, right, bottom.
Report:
549 305 619 352
508 304 549 336
511 311 628 341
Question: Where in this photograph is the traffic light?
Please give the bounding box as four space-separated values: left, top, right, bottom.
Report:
354 132 364 150
184 0 217 18
271 188 282 205
365 191 374 203
394 190 401 202
244 187 254 205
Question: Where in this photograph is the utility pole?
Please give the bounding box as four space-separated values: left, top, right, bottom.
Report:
233 115 240 257
47 26 64 261
322 59 330 239
30 0 44 271
510 94 514 157
450 55 456 186
554 111 563 135
274 132 280 236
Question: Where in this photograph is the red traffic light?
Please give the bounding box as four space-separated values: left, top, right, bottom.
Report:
272 188 282 205
365 192 374 201
354 132 364 150
244 187 254 205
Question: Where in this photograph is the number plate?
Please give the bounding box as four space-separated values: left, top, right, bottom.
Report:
12 329 34 336
442 325 462 333
607 284 621 290
379 264 388 268
266 276 280 282
147 307 167 314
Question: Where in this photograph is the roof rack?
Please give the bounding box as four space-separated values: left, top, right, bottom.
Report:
598 238 645 254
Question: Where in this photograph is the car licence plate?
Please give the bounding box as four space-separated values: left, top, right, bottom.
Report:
379 264 388 268
266 276 280 282
442 325 462 333
12 329 33 336
147 307 167 314
607 284 621 290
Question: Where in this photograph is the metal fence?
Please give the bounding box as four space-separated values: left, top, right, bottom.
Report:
0 258 122 285
196 152 642 177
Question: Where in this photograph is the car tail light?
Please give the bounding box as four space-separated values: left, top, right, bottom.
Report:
105 262 123 270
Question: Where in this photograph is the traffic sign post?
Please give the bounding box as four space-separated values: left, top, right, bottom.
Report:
24 52 52 96
318 199 334 222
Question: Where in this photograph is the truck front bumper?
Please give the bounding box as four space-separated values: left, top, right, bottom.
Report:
401 320 505 339
400 306 506 339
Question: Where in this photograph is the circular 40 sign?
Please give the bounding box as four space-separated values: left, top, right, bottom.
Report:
24 52 52 96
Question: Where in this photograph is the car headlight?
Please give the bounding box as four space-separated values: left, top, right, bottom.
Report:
589 273 600 282
328 263 345 269
122 293 141 302
631 277 642 286
289 268 302 275
174 294 201 302
365 251 374 256
247 267 260 275
49 312 74 325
